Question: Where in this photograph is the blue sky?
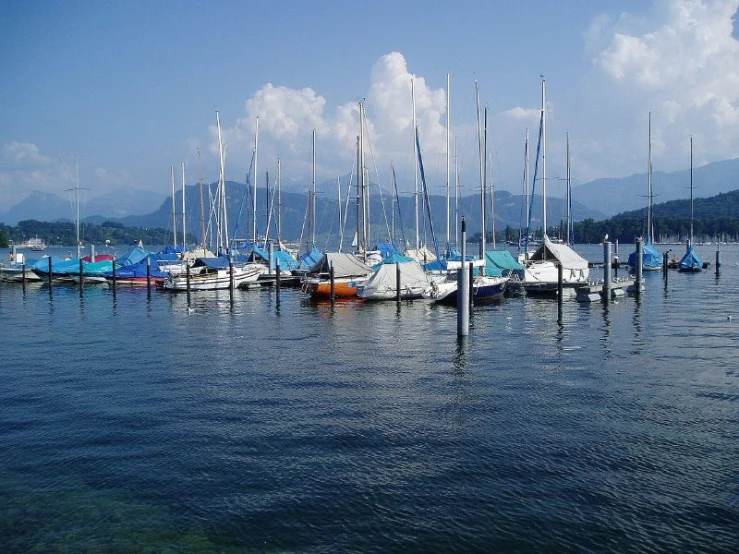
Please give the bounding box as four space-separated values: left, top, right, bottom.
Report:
2 0 739 209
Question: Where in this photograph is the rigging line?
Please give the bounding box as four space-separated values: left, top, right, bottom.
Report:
526 110 544 255
363 117 392 241
230 149 256 252
391 164 408 250
340 158 356 253
416 126 439 259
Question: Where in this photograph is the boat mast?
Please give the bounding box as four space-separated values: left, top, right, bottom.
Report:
454 137 459 247
566 132 571 245
75 158 81 259
690 135 693 244
446 73 450 249
253 116 259 244
197 148 206 252
647 111 653 244
181 162 186 250
277 157 282 245
359 106 368 258
412 79 419 251
475 81 485 257
215 110 228 254
171 164 177 250
312 128 317 249
524 128 530 258
541 76 547 239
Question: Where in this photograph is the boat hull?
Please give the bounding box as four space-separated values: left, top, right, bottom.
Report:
302 276 367 298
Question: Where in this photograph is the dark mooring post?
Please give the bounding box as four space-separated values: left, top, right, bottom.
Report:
111 256 117 291
396 262 401 303
146 256 151 289
457 216 470 337
275 261 281 304
21 262 27 293
557 262 563 306
603 240 612 301
635 239 643 295
715 244 721 276
329 264 335 305
186 263 191 294
229 259 235 292
47 256 53 289
78 257 85 289
662 252 668 279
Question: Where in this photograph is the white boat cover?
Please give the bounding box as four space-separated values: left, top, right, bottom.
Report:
528 237 588 270
309 252 374 278
404 246 437 263
359 260 430 298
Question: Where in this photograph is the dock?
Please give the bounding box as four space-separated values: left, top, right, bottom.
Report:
575 278 638 303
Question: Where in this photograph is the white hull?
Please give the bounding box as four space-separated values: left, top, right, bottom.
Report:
163 264 264 291
523 260 589 292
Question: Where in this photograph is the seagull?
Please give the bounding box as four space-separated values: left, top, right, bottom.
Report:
728 315 732 321
603 233 609 242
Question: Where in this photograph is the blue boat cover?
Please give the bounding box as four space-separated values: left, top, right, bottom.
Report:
484 250 524 278
193 257 231 269
116 246 151 267
628 239 662 269
296 246 323 272
374 241 401 258
242 244 299 271
678 244 703 271
372 253 413 270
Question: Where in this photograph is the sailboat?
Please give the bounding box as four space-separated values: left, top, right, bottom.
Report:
163 111 265 292
678 137 703 272
628 112 663 271
523 77 590 295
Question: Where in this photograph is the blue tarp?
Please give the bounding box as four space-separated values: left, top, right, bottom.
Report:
628 239 662 270
243 244 299 271
296 246 323 272
116 246 152 267
374 241 401 259
484 250 524 278
372 253 413 270
678 244 703 271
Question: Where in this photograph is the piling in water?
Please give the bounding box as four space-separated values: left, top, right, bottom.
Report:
603 241 612 300
557 262 563 305
146 257 151 289
111 257 117 291
396 262 401 303
635 239 643 294
329 264 335 305
275 261 281 302
457 217 469 337
716 245 721 276
47 256 53 289
78 258 84 287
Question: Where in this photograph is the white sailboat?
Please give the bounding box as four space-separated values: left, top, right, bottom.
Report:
163 111 265 291
523 78 590 295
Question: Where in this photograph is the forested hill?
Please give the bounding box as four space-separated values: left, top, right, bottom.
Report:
572 189 739 243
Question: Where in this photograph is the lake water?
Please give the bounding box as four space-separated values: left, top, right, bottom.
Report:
1 243 738 553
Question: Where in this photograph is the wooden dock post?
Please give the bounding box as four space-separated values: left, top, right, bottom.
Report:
557 261 563 300
603 241 612 300
396 262 401 303
186 263 191 293
47 256 53 289
21 262 27 292
635 239 643 295
329 264 335 305
275 261 281 304
78 258 84 288
715 244 721 276
111 256 117 292
457 217 470 337
229 259 235 291
146 256 151 289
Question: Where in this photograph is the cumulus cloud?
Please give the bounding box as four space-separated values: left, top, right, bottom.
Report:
588 0 739 170
209 52 450 189
2 141 51 168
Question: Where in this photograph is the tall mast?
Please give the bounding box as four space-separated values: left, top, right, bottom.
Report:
216 110 228 253
277 157 282 245
171 164 177 250
476 81 485 256
454 137 459 246
253 116 259 243
412 78 419 251
566 132 571 245
446 73 450 248
524 128 530 256
541 77 547 238
690 136 694 243
360 104 368 257
197 149 206 252
312 128 317 249
181 162 186 250
647 111 653 243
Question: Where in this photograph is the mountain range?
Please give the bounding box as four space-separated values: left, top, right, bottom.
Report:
3 157 739 231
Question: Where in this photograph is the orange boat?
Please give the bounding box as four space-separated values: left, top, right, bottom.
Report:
300 252 374 299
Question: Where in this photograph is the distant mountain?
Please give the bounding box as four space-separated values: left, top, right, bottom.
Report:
0 187 166 226
573 158 739 217
117 180 605 247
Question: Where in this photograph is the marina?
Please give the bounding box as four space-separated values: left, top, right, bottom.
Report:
1 242 738 551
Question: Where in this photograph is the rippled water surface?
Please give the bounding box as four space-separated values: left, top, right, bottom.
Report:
1 244 738 552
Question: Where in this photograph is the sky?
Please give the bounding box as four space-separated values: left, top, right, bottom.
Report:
2 0 739 210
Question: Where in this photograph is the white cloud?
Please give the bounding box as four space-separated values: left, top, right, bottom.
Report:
587 0 739 172
2 141 51 168
210 52 451 190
